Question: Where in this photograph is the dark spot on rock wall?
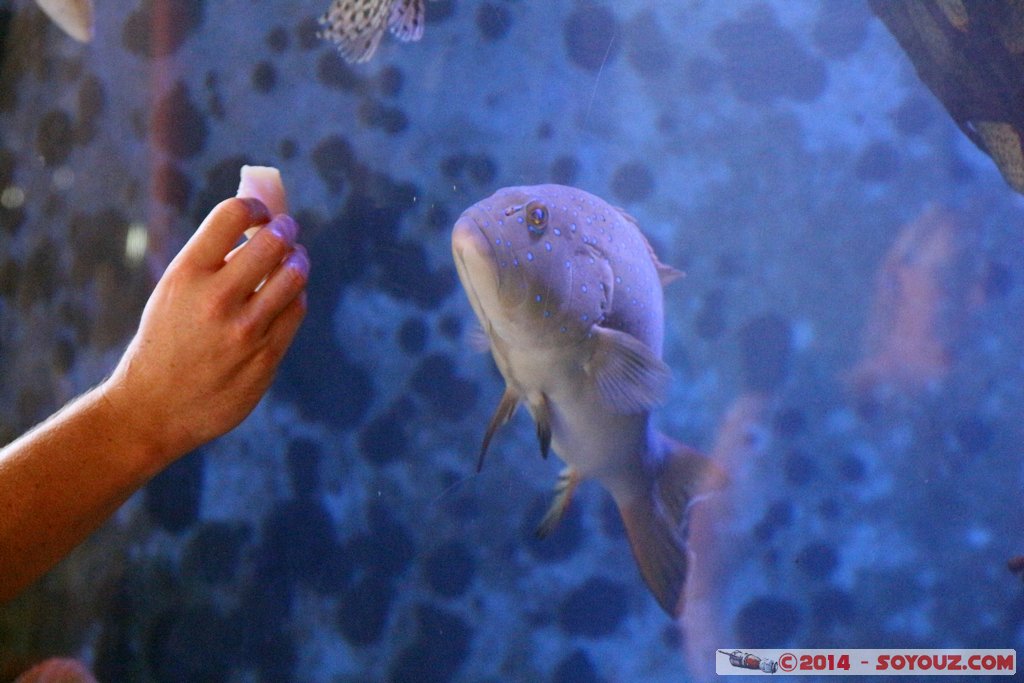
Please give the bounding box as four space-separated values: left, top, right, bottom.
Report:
389 605 471 683
558 576 629 637
152 82 208 160
147 604 237 683
554 649 605 683
279 138 298 160
809 588 855 629
753 500 793 542
855 140 901 181
734 596 802 647
190 155 251 225
626 9 673 77
773 408 806 438
783 448 817 486
260 498 346 594
286 437 322 495
318 51 366 92
426 0 456 23
737 313 792 392
182 521 252 585
694 289 727 340
795 541 839 580
122 0 205 58
75 74 106 145
954 415 994 454
144 448 205 533
398 316 429 354
422 540 477 598
713 5 827 105
894 95 937 136
252 61 277 93
359 407 410 465
376 240 456 309
524 494 584 562
337 572 395 645
311 135 356 193
812 2 870 60
551 155 580 185
610 161 654 203
377 65 405 97
358 99 409 134
297 16 321 50
837 453 865 482
267 25 289 52
477 2 511 41
154 162 192 211
410 352 478 419
564 5 620 73
37 110 74 166
19 238 61 306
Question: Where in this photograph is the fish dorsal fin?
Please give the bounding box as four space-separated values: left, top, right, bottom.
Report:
585 327 671 414
319 0 391 63
389 0 425 42
614 206 684 287
535 466 581 538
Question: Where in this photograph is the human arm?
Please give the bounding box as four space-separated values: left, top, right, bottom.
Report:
0 197 309 602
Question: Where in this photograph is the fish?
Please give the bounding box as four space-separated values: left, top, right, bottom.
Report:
34 0 94 43
14 657 98 683
318 0 429 64
451 184 721 617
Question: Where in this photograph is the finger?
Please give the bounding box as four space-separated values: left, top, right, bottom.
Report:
221 214 299 299
246 244 309 335
178 198 271 271
264 290 308 361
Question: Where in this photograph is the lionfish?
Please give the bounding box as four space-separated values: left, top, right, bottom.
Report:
319 0 431 63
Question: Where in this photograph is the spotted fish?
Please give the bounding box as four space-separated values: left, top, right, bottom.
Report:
452 184 720 617
319 0 429 63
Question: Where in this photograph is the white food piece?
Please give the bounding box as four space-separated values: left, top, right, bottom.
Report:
35 0 94 43
236 165 289 238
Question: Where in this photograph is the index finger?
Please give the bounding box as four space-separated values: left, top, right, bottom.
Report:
177 198 271 271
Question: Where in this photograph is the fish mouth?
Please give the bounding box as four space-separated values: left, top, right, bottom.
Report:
452 213 501 335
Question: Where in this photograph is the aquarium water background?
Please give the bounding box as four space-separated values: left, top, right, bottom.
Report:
1 0 1024 681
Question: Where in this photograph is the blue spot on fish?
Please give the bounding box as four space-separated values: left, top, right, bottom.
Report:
535 294 542 302
553 228 562 236
581 284 588 293
526 252 534 261
545 242 552 251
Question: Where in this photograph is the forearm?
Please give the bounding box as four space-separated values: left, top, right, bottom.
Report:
0 381 172 602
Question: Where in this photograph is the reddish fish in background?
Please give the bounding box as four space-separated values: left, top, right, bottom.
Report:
14 658 97 683
847 205 984 402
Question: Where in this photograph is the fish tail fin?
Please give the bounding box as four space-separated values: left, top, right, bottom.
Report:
617 437 724 617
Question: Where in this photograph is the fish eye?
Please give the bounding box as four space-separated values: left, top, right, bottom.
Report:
525 201 548 235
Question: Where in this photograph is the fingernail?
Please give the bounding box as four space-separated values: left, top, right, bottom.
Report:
287 245 310 278
237 197 270 224
269 215 298 244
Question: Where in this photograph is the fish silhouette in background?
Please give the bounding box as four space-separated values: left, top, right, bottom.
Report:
33 0 94 42
319 0 430 63
452 184 722 617
847 205 985 402
14 657 97 683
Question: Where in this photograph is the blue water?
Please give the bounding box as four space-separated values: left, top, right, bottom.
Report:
1 1 1023 681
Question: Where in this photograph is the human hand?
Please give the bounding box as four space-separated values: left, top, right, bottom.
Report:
100 197 309 463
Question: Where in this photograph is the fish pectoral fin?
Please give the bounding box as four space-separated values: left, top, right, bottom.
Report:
466 322 491 353
535 466 581 538
477 387 519 472
533 393 552 460
586 327 671 414
388 0 426 42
